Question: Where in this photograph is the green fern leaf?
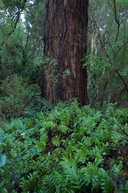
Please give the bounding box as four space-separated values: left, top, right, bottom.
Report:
52 136 61 147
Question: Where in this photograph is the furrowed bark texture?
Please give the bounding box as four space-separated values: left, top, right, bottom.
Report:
43 0 88 105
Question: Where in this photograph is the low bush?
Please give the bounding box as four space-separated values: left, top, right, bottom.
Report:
0 74 43 123
0 100 128 192
0 75 28 119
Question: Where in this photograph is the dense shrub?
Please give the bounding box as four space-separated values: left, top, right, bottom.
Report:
0 75 28 119
0 74 43 123
0 101 128 192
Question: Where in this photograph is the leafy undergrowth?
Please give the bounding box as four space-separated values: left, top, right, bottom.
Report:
0 101 128 193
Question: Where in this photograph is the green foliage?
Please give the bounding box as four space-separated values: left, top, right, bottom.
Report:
0 75 27 118
0 0 44 121
0 1 128 192
43 57 70 86
0 101 128 192
83 53 111 105
0 73 45 123
88 0 128 106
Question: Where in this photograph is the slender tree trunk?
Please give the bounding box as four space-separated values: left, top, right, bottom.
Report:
42 0 88 105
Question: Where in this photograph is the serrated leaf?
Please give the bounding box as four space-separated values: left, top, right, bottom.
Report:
59 125 68 133
36 142 46 150
52 136 61 147
36 134 48 150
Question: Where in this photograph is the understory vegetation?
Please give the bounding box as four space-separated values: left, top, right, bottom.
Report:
0 100 128 192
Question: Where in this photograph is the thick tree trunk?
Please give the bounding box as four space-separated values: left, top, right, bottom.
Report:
42 0 88 105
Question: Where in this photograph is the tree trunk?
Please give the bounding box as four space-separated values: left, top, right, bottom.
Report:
42 0 88 105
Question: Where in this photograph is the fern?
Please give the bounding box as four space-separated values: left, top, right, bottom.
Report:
0 101 128 192
52 135 61 147
42 175 56 193
21 172 40 192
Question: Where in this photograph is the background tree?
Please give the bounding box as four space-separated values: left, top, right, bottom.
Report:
0 0 45 120
0 0 44 82
87 0 128 107
42 0 89 105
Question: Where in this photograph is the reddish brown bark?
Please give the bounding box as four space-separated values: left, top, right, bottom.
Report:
42 0 88 105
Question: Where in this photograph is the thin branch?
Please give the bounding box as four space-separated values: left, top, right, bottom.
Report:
113 0 120 41
1 0 27 47
115 41 128 58
115 69 128 93
113 0 120 26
